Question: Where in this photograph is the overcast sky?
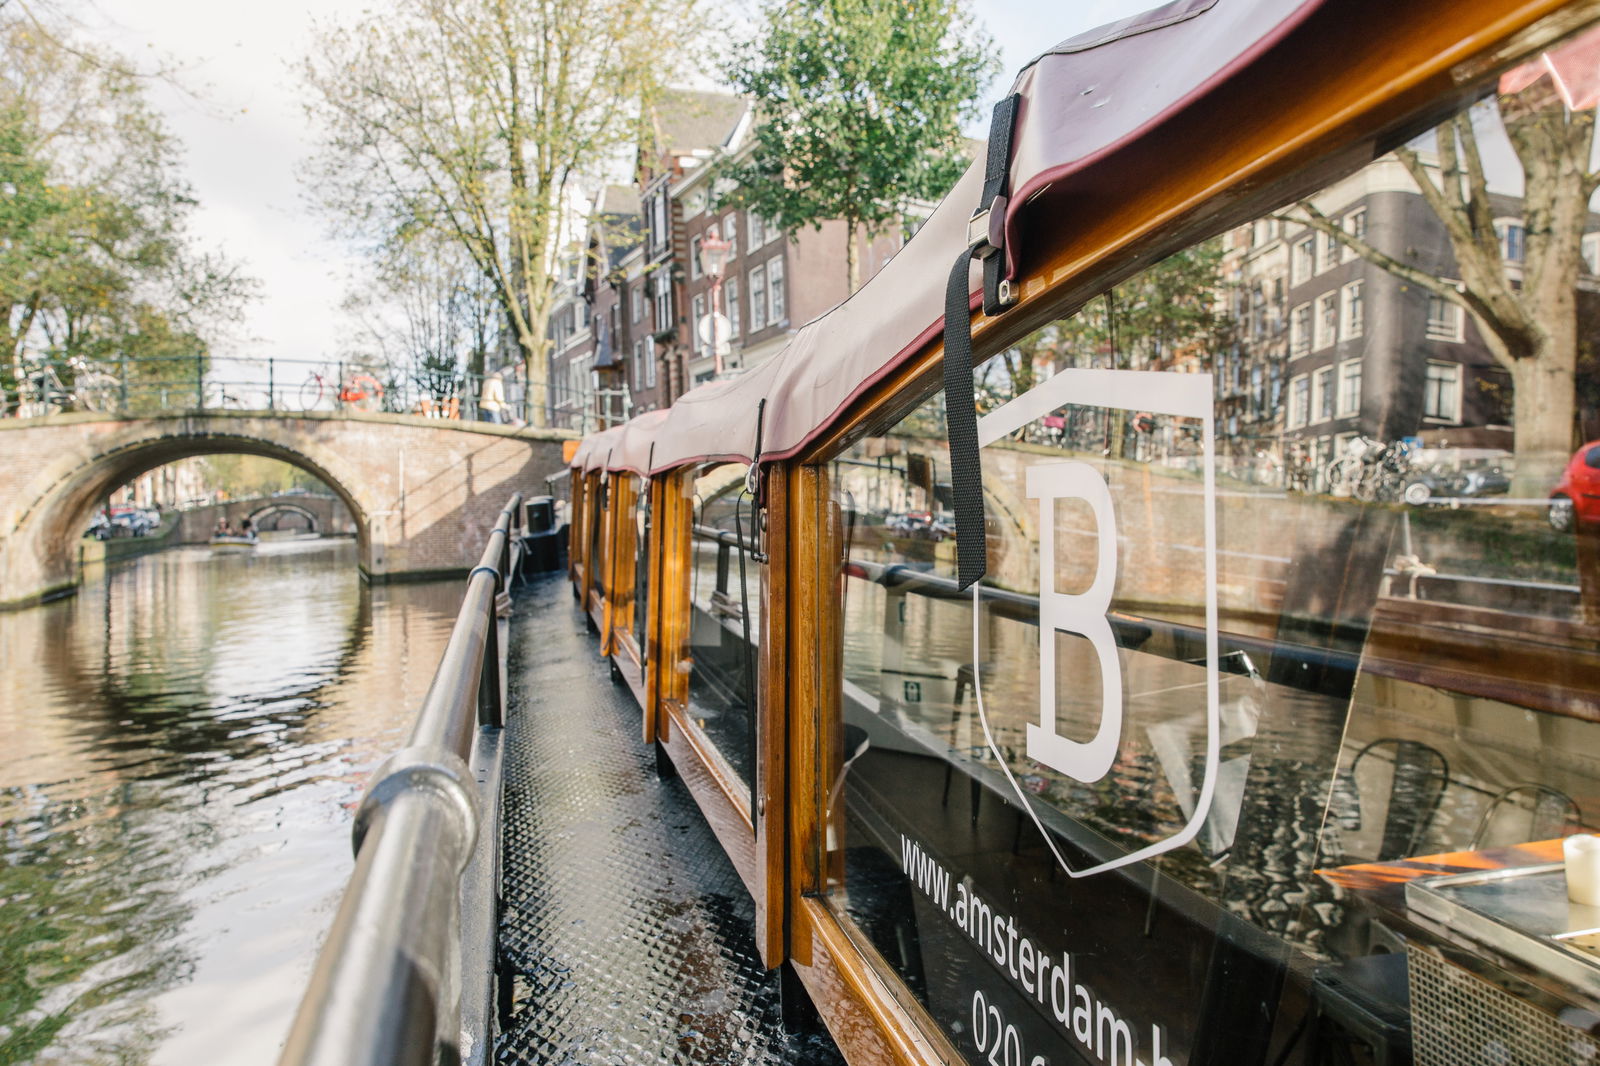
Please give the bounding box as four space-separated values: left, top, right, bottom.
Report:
77 0 1157 368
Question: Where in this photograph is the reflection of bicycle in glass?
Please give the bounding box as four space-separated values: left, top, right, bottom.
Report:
299 367 384 412
1324 436 1419 500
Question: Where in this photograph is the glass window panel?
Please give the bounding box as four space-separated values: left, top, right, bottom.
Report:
816 25 1600 1066
686 463 760 808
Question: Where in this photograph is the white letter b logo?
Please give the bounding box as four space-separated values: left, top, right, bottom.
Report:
1027 461 1122 784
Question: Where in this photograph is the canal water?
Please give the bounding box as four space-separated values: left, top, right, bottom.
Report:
0 538 464 1065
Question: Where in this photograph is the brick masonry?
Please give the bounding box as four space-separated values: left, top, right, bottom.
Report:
0 410 574 608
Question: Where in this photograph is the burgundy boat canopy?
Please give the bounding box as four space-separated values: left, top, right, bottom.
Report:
572 0 1323 478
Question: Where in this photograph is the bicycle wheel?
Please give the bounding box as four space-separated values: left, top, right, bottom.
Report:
1324 457 1361 495
299 375 324 411
344 374 384 412
74 373 119 412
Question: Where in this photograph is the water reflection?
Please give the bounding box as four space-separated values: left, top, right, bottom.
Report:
0 539 463 1064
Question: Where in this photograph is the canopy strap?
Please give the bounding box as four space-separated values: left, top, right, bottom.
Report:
944 94 1019 591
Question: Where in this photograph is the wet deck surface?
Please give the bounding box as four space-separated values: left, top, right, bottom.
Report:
495 575 844 1066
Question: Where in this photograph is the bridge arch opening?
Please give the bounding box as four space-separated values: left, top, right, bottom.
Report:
245 501 323 534
24 431 371 599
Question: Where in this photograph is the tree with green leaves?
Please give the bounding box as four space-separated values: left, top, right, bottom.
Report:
0 8 251 410
300 0 699 427
724 0 996 294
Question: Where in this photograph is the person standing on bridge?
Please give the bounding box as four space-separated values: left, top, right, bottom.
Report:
478 369 507 424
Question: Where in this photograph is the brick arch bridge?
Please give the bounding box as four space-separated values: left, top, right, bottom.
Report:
164 493 356 540
1 410 572 609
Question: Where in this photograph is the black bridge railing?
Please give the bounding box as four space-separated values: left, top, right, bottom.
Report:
278 494 524 1066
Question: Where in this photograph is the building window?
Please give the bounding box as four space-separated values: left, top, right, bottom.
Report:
1425 293 1464 342
1313 366 1334 422
724 213 739 257
1341 281 1363 339
632 340 644 390
1314 291 1338 350
1319 229 1340 273
646 341 657 388
749 264 768 332
1289 374 1311 428
1336 359 1362 417
748 211 765 249
692 293 707 356
653 277 673 336
726 277 741 336
1423 361 1461 421
1497 220 1526 262
1291 303 1311 356
1293 237 1315 285
1342 208 1367 261
690 235 703 280
768 256 785 324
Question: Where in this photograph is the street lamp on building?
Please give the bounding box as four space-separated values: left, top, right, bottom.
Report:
699 232 733 374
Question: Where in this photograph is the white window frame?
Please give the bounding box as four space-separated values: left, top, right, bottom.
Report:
1423 360 1462 422
748 211 765 249
1318 229 1340 274
1293 237 1315 286
646 340 657 388
724 213 739 258
1314 291 1338 350
1341 280 1363 340
1312 365 1334 423
691 293 707 355
1288 373 1310 429
1336 358 1362 418
690 235 703 280
1342 208 1367 262
767 255 785 324
1425 293 1464 343
1290 302 1311 356
748 264 767 332
1495 218 1526 263
726 277 741 336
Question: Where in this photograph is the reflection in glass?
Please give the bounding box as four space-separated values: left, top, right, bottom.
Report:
685 464 760 806
818 25 1600 1066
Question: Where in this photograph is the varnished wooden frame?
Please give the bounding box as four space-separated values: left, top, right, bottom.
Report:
768 3 1596 1064
565 3 1599 1062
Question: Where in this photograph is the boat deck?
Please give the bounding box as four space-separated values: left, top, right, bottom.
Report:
495 574 843 1065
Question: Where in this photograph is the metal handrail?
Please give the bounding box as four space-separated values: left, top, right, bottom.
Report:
279 494 524 1066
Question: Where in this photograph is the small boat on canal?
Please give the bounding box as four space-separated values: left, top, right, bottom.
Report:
208 534 258 551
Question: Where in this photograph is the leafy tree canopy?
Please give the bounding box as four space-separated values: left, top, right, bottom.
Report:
723 0 996 292
0 8 252 402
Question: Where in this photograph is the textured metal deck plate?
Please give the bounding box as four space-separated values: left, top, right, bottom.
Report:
497 576 843 1065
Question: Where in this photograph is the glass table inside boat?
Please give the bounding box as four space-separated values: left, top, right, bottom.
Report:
1320 839 1600 1065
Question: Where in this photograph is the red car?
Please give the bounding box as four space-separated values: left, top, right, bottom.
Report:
1548 441 1600 531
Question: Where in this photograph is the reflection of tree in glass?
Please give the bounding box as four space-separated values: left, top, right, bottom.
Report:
1290 29 1600 494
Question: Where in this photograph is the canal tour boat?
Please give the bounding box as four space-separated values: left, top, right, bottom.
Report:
208 533 259 551
279 1 1600 1064
558 2 1600 1064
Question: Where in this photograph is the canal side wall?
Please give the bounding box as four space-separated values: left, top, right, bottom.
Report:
0 410 576 609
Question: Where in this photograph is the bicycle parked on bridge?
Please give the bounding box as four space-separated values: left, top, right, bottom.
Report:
298 366 384 412
8 358 120 418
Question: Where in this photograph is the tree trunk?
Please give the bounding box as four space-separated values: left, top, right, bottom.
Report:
1508 328 1578 497
846 219 860 295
